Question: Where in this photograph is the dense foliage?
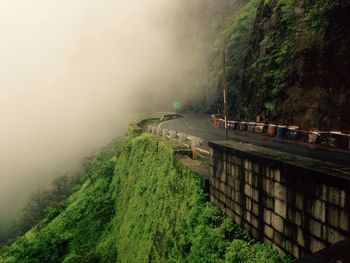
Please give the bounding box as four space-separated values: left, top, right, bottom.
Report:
0 174 82 247
209 0 350 129
0 134 289 262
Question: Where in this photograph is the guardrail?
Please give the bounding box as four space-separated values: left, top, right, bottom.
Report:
128 113 181 136
211 115 350 151
147 124 209 156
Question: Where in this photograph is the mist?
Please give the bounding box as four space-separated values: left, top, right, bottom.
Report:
0 0 227 224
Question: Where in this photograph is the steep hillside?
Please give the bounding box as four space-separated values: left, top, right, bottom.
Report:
210 0 350 130
0 134 289 262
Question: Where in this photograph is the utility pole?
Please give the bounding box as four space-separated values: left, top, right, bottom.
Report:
221 50 229 141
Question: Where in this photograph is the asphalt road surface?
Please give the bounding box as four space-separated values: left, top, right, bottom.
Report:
160 113 350 166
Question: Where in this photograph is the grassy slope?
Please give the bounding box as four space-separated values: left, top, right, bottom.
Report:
0 134 289 263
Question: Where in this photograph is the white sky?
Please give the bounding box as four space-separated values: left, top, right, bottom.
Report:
0 0 182 220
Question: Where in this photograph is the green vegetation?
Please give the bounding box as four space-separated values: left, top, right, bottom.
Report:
0 134 289 262
209 0 350 129
0 174 82 247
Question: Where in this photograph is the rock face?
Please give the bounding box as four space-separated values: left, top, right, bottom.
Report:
218 0 350 130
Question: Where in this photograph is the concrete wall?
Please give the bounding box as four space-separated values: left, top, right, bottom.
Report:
147 124 206 154
208 141 350 258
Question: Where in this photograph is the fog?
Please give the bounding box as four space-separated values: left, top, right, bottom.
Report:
0 0 227 224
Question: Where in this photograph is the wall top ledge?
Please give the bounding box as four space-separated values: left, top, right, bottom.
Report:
208 141 350 183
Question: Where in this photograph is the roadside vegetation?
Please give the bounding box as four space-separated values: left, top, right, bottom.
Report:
0 134 290 262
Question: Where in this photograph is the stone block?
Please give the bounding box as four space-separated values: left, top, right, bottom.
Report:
264 224 274 239
214 177 218 187
273 232 285 252
275 199 287 218
297 228 305 247
251 215 259 228
310 199 326 222
264 167 270 178
231 199 237 211
224 186 231 198
234 203 242 215
168 130 177 139
287 208 303 227
210 195 214 203
156 126 162 136
326 226 346 244
264 196 274 210
234 178 240 191
340 190 346 208
252 201 259 216
246 211 252 222
327 206 349 232
209 176 214 185
212 196 218 207
274 182 287 201
220 182 225 193
328 187 346 208
252 188 259 202
309 218 322 239
177 132 187 143
235 214 242 225
227 176 234 188
244 184 252 197
230 188 235 200
221 172 227 183
263 178 273 195
244 170 253 185
230 164 237 177
244 160 252 170
272 213 284 233
293 245 300 259
339 210 350 232
251 174 258 188
190 136 202 150
245 198 252 211
264 209 272 225
309 237 326 252
316 184 328 201
273 169 281 182
219 192 225 203
225 207 234 218
234 190 240 202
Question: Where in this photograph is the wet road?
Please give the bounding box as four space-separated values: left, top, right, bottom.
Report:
160 113 350 166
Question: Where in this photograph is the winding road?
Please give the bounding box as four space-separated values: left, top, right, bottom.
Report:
160 113 350 166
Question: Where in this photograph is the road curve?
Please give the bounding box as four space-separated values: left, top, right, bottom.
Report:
160 113 350 166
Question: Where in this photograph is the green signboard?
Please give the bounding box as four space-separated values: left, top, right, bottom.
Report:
173 102 182 111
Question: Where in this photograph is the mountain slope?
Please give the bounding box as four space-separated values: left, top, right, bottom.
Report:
210 0 350 129
0 134 288 263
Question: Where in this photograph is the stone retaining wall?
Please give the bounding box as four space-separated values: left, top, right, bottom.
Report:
208 141 350 258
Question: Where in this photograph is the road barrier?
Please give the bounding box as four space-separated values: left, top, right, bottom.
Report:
147 124 209 156
211 115 350 151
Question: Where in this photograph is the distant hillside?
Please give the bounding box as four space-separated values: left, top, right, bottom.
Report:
0 134 289 262
207 0 350 130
